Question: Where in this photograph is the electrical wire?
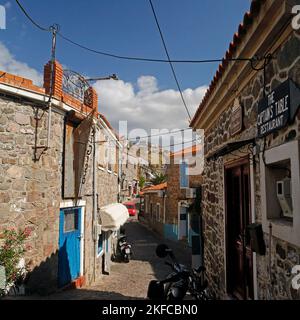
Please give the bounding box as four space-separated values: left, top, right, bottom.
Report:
148 0 191 121
15 0 259 65
58 31 257 65
123 128 192 141
92 137 201 148
15 0 50 31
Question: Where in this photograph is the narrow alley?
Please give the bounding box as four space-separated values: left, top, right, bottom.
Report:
12 220 191 300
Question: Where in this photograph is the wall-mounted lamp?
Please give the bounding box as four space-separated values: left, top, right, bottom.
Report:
85 74 119 82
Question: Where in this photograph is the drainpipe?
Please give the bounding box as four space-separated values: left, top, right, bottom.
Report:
93 124 97 282
163 191 166 224
249 154 258 300
268 222 273 298
118 144 123 203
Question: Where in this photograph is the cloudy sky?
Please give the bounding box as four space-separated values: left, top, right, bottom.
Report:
0 40 206 135
0 0 250 138
93 75 207 132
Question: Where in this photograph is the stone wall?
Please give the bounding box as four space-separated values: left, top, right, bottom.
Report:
144 192 165 237
120 163 138 201
0 96 64 294
97 169 119 208
165 162 180 225
165 161 202 227
0 96 114 291
201 31 300 299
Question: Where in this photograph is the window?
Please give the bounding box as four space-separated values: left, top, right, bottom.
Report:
98 233 103 256
64 208 79 233
98 132 107 168
260 140 300 247
145 196 148 213
180 161 189 188
156 204 160 222
150 203 153 219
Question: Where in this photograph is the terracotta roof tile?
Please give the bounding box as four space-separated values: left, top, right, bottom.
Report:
171 144 202 158
142 182 167 192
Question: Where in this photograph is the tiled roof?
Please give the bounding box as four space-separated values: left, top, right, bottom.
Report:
190 0 265 127
171 144 202 158
142 182 167 193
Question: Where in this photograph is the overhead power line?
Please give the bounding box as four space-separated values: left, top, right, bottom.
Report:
15 0 50 31
148 0 192 121
15 0 260 65
124 128 192 141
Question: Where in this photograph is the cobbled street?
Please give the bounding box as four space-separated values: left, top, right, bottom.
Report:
8 219 191 300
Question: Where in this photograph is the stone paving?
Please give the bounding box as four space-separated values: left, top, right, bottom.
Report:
6 218 191 300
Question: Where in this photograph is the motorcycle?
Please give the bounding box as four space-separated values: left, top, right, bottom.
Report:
115 234 132 263
147 244 213 301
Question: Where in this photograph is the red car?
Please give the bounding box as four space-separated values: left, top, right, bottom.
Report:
124 202 137 216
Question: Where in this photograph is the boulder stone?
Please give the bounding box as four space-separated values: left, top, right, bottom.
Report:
15 113 30 125
277 36 300 70
7 166 24 179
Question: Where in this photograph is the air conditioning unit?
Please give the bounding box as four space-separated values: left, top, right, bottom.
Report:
186 188 196 199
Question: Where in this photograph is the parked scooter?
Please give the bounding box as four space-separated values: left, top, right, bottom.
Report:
147 244 213 300
113 227 132 263
117 234 132 263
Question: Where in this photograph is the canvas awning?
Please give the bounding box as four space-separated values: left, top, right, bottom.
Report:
100 203 129 231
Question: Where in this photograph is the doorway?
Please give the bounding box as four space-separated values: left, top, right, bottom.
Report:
178 205 188 240
225 159 254 300
58 207 82 288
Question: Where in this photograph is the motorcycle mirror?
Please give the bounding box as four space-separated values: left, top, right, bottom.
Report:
156 244 171 258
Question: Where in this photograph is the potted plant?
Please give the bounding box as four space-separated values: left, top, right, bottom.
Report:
0 228 30 296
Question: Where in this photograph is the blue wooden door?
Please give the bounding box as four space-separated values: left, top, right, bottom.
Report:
58 207 81 288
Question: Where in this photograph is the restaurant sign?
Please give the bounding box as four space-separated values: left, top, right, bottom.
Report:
257 79 300 138
230 98 243 136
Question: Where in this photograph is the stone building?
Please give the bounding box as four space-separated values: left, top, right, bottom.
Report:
142 182 167 236
190 0 300 300
0 59 126 294
164 146 203 246
120 148 139 202
142 145 203 269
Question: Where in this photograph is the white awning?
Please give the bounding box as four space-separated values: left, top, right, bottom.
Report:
100 203 129 231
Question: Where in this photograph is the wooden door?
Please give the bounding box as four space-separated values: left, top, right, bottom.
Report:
225 161 254 300
58 207 82 287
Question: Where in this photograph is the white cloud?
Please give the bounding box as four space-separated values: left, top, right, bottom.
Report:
93 76 207 134
0 42 42 85
0 42 207 138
